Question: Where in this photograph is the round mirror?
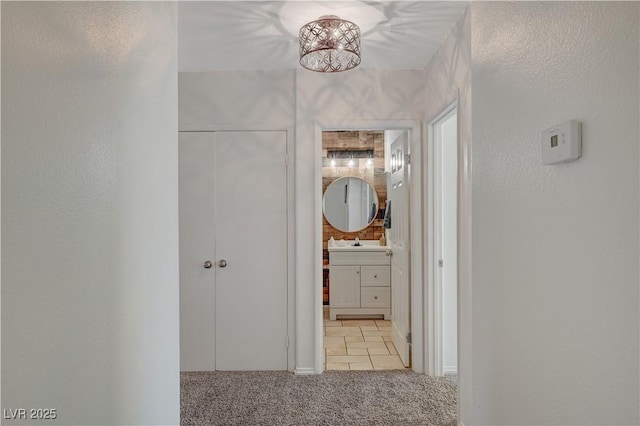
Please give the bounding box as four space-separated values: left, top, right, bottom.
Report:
323 177 379 232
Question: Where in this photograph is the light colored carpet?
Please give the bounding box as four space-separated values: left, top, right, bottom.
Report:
181 370 457 426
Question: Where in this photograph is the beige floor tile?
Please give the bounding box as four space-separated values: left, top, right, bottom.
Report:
323 336 346 349
386 341 398 355
345 336 364 342
347 348 368 356
362 331 392 337
367 345 391 355
370 355 406 370
346 341 388 350
375 320 391 328
364 336 383 342
341 320 377 327
324 320 343 327
325 327 364 337
350 362 374 370
325 363 350 371
326 347 347 356
382 335 393 342
326 355 370 364
359 326 380 332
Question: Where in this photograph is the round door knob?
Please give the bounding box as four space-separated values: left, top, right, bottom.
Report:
218 259 227 268
204 260 213 269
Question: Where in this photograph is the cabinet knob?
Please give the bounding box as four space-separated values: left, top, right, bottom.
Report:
374 275 378 278
374 296 378 299
356 270 360 274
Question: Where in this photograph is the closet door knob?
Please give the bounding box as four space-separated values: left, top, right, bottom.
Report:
218 259 227 268
204 260 213 269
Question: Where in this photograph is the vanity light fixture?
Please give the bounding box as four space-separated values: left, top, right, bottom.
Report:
328 149 373 167
299 15 361 72
366 153 373 168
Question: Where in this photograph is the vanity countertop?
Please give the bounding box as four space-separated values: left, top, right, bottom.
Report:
328 242 390 252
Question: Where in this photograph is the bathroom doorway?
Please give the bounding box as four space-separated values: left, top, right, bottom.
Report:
315 121 424 373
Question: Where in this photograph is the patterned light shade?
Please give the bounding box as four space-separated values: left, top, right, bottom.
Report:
299 15 361 72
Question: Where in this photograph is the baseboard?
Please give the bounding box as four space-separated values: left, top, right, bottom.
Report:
294 367 317 375
444 366 457 376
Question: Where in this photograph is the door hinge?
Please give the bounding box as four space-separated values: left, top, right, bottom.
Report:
285 336 289 348
285 154 289 167
438 259 444 267
406 332 412 344
405 153 411 165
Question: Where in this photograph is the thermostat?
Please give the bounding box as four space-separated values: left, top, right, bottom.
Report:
542 120 581 164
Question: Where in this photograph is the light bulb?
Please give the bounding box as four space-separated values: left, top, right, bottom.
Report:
348 158 355 167
330 158 336 167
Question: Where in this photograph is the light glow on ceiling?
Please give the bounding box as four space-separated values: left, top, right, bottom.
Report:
279 1 386 37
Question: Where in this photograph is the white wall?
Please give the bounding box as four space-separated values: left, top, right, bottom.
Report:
180 69 425 372
422 6 471 421
179 70 295 130
2 3 180 425
296 69 426 371
470 2 639 424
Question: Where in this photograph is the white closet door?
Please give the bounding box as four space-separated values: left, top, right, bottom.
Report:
179 131 288 371
214 131 288 370
179 132 216 371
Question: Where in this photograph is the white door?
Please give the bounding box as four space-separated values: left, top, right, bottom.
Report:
389 131 411 367
435 110 458 375
179 131 288 371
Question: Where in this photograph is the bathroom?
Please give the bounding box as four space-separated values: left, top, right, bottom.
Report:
321 130 407 371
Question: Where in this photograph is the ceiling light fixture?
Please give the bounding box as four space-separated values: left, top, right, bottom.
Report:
299 15 361 72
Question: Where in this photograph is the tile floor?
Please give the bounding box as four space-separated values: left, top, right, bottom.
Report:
323 307 407 371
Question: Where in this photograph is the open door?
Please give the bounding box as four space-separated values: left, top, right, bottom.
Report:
389 131 411 367
434 108 458 375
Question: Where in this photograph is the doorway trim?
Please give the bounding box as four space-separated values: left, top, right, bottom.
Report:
426 101 458 376
314 119 423 373
178 123 296 372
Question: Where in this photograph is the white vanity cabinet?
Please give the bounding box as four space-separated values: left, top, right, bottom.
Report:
329 247 391 320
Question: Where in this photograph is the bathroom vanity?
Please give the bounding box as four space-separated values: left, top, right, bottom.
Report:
328 243 392 320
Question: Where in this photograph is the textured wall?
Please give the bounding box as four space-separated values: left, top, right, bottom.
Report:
180 69 425 372
178 70 295 129
471 2 639 424
296 69 426 371
2 2 179 424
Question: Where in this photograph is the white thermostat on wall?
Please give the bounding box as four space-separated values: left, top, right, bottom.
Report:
541 120 582 165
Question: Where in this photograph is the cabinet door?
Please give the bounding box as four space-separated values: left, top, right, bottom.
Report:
330 265 361 308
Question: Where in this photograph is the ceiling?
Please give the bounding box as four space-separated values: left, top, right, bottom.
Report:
178 1 469 72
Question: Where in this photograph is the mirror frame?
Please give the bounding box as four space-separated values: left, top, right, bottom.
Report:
322 176 379 233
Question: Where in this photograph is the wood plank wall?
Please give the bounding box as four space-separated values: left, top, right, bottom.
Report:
322 130 387 249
